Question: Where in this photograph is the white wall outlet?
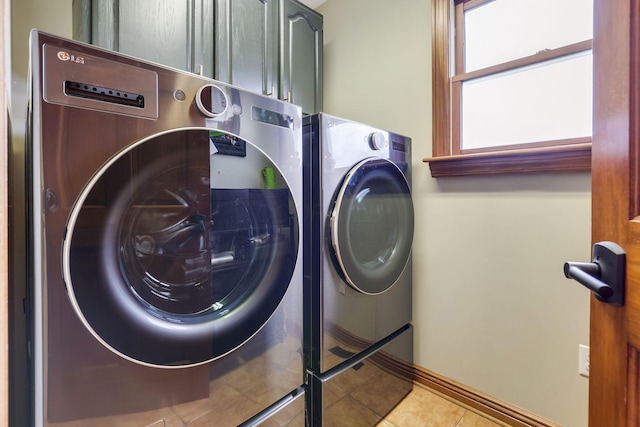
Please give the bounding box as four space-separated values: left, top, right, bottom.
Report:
579 344 590 377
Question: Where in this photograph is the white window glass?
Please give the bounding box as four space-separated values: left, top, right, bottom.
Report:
461 50 592 150
465 0 593 72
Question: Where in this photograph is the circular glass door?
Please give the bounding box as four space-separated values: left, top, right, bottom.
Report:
62 129 298 367
330 157 413 295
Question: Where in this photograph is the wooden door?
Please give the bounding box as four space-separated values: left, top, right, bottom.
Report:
590 0 640 425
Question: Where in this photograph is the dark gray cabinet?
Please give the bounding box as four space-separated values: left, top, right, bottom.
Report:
73 0 322 114
216 0 323 113
280 0 323 115
214 0 279 98
73 0 215 77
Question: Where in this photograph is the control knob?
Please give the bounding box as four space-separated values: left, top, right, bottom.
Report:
369 131 388 150
195 84 229 118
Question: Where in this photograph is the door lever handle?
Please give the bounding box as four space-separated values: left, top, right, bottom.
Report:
564 241 625 306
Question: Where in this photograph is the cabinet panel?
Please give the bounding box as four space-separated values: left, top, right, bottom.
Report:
280 0 323 114
193 0 215 77
72 0 321 111
215 0 278 96
74 0 214 77
118 0 191 70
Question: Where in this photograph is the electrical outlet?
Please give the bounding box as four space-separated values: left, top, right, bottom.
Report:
579 344 590 377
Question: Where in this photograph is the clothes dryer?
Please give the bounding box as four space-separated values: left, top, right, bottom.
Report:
303 113 414 425
13 31 305 427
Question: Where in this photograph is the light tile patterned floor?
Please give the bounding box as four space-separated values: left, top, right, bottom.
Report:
46 329 504 427
48 378 503 426
315 334 505 427
379 384 505 427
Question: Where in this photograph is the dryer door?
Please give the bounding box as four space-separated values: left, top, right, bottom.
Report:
330 157 414 295
62 129 298 367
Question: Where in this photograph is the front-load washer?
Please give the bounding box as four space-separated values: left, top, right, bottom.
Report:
12 30 305 426
302 113 414 425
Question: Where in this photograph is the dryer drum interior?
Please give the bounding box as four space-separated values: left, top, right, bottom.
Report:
330 157 414 295
62 129 298 367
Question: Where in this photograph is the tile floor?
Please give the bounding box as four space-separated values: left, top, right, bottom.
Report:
46 330 505 427
311 333 505 427
49 381 504 427
378 384 505 427
256 380 506 427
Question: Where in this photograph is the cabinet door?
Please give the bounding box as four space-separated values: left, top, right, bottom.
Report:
215 0 278 97
73 0 214 77
193 0 215 78
280 0 323 114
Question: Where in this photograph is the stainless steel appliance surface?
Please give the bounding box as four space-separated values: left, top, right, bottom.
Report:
13 30 305 427
303 113 414 425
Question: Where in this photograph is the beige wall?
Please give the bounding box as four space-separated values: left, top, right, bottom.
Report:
10 0 591 425
317 0 591 426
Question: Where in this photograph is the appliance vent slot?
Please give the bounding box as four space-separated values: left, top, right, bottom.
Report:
64 81 145 108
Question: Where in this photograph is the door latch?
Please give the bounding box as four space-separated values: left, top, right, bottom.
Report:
564 241 625 306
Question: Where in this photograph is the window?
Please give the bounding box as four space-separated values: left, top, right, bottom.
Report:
426 0 593 177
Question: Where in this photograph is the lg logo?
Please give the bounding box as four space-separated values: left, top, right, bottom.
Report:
57 51 85 64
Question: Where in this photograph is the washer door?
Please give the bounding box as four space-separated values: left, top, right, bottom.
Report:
63 129 298 367
330 157 413 295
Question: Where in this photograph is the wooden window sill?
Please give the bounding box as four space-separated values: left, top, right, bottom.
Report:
424 143 591 177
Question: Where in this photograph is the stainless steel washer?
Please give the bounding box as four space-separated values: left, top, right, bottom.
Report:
14 30 305 426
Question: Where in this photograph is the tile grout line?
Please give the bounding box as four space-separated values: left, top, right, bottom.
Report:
454 411 466 427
